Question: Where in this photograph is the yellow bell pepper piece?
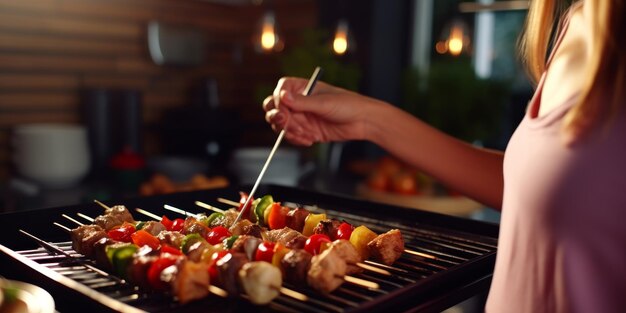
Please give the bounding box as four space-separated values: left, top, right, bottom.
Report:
302 213 327 236
349 225 378 260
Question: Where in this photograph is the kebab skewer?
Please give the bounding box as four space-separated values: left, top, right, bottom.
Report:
61 216 294 305
156 203 394 278
67 204 378 303
193 194 406 266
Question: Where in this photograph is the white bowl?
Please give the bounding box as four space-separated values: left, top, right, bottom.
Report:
13 124 90 188
229 147 301 186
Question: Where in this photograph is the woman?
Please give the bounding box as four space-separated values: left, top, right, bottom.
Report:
263 0 626 312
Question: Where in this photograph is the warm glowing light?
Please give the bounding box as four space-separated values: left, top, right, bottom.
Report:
447 25 464 56
333 35 348 55
261 23 276 50
435 41 447 54
333 19 349 55
437 19 470 56
255 10 280 53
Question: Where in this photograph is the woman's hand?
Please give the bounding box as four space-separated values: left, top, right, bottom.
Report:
263 77 384 146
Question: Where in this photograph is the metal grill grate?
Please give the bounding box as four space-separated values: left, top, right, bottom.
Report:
0 185 498 312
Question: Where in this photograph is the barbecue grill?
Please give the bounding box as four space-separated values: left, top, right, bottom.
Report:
0 184 498 312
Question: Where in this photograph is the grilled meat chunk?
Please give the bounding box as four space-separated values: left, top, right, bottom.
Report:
172 260 210 304
216 252 248 296
313 219 342 240
307 248 346 293
281 249 312 287
285 235 307 249
330 239 362 274
181 217 209 238
266 227 301 246
222 209 239 228
285 207 310 233
186 240 211 262
367 229 405 265
241 224 264 238
239 261 282 305
93 237 117 270
231 236 262 261
93 205 135 231
142 221 166 236
127 246 159 289
157 231 185 249
71 224 107 258
228 219 254 236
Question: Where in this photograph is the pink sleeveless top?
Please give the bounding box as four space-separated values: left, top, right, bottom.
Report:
485 5 626 313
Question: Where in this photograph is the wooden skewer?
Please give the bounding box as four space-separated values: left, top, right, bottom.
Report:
77 212 95 222
135 208 161 221
278 286 308 301
355 262 391 276
207 285 228 298
163 204 198 218
404 249 437 260
54 222 72 233
195 201 226 214
217 198 239 207
62 214 84 226
94 199 111 210
343 275 379 289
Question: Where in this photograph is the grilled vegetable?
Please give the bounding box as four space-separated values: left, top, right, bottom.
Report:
349 225 378 260
254 195 274 226
304 234 331 255
205 226 231 245
239 261 282 305
131 230 160 249
267 203 290 230
107 222 136 243
302 213 326 236
181 233 204 254
111 244 138 278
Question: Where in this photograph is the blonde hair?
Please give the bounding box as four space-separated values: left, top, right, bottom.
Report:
520 0 626 141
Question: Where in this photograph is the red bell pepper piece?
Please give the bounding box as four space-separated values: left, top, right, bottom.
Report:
267 203 290 230
208 250 231 283
160 215 173 231
171 218 185 232
239 192 253 220
131 230 160 250
107 223 136 243
160 244 183 256
147 256 178 291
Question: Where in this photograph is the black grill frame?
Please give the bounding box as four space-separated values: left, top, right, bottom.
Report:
0 184 498 312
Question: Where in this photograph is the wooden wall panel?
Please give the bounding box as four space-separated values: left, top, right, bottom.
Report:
0 0 318 181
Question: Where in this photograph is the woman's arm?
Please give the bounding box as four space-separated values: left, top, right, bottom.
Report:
265 78 504 210
366 103 504 210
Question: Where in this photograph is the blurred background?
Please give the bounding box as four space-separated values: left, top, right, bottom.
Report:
0 0 529 223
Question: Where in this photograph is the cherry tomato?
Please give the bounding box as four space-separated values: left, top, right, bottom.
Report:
131 230 160 249
205 226 231 245
267 203 290 230
255 242 276 263
147 256 178 291
304 234 331 255
334 222 354 241
107 223 136 242
239 192 253 220
160 215 173 230
171 218 185 232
